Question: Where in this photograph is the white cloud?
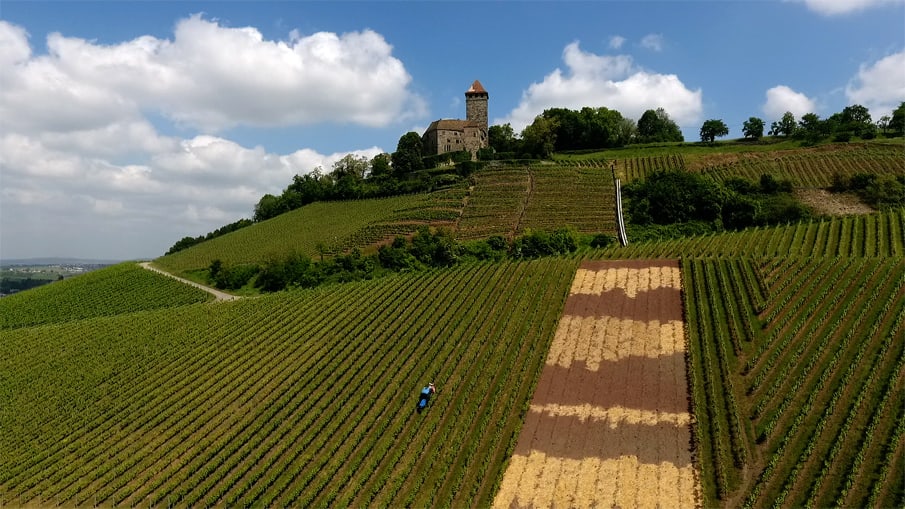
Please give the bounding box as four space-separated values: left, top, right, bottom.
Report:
0 20 31 66
799 0 904 15
608 35 626 50
762 85 817 119
846 50 905 117
640 34 664 52
496 42 702 132
0 17 402 259
0 15 423 134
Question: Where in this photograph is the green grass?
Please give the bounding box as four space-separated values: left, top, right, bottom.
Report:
156 189 466 274
0 262 211 329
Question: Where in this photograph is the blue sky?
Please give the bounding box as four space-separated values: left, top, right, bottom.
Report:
1 0 903 260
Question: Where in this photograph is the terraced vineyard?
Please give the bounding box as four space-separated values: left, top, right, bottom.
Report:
596 208 905 259
616 154 687 182
0 259 577 507
456 166 616 240
697 143 905 187
157 189 466 274
0 263 212 329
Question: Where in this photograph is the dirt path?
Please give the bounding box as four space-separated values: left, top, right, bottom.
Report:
138 262 240 302
493 259 701 508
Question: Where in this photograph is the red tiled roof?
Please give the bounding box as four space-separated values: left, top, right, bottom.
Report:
466 80 487 94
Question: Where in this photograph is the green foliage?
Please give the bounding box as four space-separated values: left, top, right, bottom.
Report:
889 102 905 136
624 169 725 225
769 112 797 137
637 108 684 143
392 131 425 177
509 228 579 259
700 119 730 143
743 117 765 140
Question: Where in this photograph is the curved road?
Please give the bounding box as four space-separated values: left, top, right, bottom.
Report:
139 262 240 302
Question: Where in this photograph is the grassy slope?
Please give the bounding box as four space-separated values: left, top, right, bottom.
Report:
155 189 467 274
0 263 212 329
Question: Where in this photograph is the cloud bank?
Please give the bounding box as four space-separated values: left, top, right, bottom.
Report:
0 17 405 259
846 50 905 116
496 42 702 132
800 0 904 15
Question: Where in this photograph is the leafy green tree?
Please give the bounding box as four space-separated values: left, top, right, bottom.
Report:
369 153 392 178
637 108 684 143
623 170 724 225
742 117 765 140
391 132 425 177
488 123 518 154
253 193 289 222
521 115 558 158
769 111 797 137
889 102 905 136
699 119 729 143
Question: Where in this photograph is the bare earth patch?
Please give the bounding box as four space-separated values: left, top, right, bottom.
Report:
493 260 701 509
795 188 874 216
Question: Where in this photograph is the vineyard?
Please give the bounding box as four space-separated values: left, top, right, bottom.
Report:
682 255 904 508
2 139 904 508
0 259 578 507
456 165 616 240
696 143 905 187
594 207 905 259
156 189 467 274
0 263 211 329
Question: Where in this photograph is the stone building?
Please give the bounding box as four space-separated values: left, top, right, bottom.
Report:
422 80 489 157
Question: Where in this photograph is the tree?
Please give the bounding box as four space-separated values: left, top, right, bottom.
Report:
769 111 797 137
391 132 424 177
889 102 905 136
637 108 683 143
699 119 729 143
742 117 765 140
488 123 517 154
253 193 289 222
521 115 558 158
369 153 392 178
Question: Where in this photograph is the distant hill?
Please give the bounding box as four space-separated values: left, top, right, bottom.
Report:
0 257 123 267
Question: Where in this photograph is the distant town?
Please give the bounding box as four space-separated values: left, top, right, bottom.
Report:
0 260 117 296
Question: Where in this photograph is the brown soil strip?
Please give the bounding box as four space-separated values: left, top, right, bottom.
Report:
493 260 701 508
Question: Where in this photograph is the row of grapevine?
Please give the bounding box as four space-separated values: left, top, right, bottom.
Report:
682 256 905 508
589 208 904 259
0 258 579 507
617 154 686 182
456 169 530 240
457 166 618 241
516 168 616 235
699 146 905 188
0 263 211 329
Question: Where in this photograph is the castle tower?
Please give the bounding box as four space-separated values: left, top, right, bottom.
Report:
465 80 488 129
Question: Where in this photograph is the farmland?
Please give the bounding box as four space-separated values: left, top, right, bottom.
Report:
2 140 904 507
0 259 578 507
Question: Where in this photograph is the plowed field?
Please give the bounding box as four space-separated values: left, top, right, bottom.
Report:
493 259 701 508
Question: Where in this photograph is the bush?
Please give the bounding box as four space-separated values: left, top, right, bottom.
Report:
589 233 615 248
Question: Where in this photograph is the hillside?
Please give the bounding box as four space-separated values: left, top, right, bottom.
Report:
1 140 903 508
